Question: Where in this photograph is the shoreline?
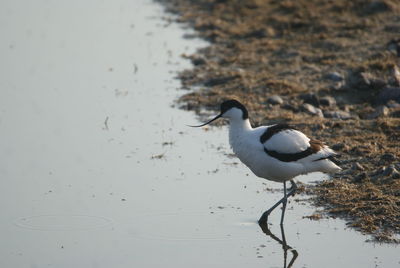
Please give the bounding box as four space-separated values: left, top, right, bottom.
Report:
162 0 400 242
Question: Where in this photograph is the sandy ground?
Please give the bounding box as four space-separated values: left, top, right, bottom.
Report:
161 0 400 242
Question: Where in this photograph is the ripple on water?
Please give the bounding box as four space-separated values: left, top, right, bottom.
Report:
14 215 114 231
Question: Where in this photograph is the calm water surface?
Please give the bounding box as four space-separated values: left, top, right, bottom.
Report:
0 0 399 267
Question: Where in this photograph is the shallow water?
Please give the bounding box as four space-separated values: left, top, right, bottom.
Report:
0 0 399 267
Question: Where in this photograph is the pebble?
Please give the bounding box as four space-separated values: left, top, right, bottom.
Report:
371 167 387 182
203 76 238 87
323 110 352 120
281 103 298 112
381 165 400 177
366 105 389 119
325 72 344 82
377 87 400 104
393 109 400 118
319 96 336 107
387 39 400 57
332 143 345 151
243 28 267 39
330 81 346 91
393 170 400 180
299 92 319 107
381 153 395 162
267 95 283 105
392 65 400 86
364 0 393 15
352 162 365 171
191 56 206 66
304 64 321 72
349 71 386 90
386 100 400 108
301 103 324 117
353 172 367 183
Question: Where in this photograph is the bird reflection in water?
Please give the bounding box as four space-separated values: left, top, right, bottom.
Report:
259 223 298 268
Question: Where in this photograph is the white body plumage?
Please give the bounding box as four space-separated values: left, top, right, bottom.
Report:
223 104 341 182
228 114 340 182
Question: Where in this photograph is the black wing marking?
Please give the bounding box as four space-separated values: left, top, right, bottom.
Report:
264 139 324 162
259 123 297 144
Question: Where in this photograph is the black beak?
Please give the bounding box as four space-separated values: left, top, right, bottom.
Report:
188 113 222 127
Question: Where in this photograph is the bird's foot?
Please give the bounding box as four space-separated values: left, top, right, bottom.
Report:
258 210 271 224
279 197 288 225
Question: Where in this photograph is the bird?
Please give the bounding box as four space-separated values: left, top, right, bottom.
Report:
190 99 341 225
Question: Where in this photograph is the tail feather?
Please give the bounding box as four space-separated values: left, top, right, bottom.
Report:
313 153 341 164
305 153 342 174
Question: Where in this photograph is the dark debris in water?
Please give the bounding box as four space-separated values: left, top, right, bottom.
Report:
161 0 400 242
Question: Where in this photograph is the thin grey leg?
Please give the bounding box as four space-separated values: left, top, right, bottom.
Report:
258 180 297 224
280 181 287 225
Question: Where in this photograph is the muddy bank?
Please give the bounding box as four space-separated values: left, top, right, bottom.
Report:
161 0 400 242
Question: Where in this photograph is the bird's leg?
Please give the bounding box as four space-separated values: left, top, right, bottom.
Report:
258 180 298 224
280 181 288 225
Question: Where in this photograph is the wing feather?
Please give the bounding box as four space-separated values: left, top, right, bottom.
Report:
260 125 338 163
263 129 310 154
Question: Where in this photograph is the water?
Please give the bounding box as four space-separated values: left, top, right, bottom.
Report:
0 0 399 267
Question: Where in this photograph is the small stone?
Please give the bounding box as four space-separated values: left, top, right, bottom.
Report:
371 168 387 182
267 95 283 105
243 28 267 39
353 172 367 183
323 110 352 120
396 163 400 170
330 81 347 91
281 103 298 112
382 165 399 177
301 103 324 117
377 87 400 104
377 105 389 116
203 76 238 87
364 0 394 15
386 100 400 108
319 96 336 107
299 92 320 107
366 105 389 119
325 72 344 82
387 39 400 57
392 65 400 86
370 78 387 89
358 72 374 88
392 170 400 179
304 64 321 72
348 71 386 90
381 153 395 162
352 162 365 171
332 143 345 151
191 57 206 66
348 71 371 90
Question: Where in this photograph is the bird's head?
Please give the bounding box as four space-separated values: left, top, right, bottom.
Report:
189 99 248 127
